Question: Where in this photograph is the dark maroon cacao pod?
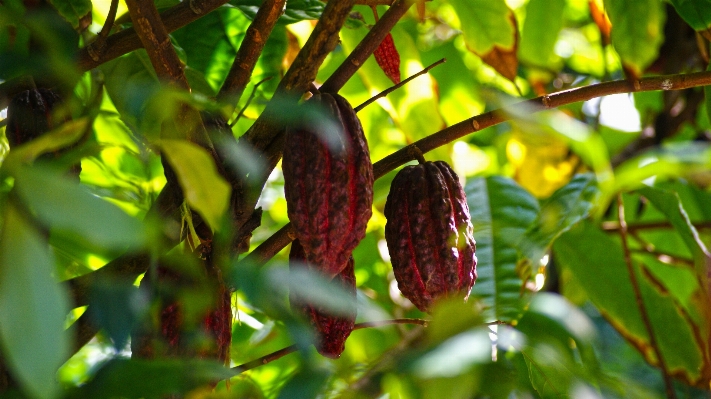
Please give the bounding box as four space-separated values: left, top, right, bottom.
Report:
289 240 356 359
384 161 477 313
6 88 81 176
6 88 68 148
283 93 373 277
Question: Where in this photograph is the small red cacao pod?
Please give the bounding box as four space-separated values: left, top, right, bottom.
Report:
6 88 69 148
289 240 356 359
283 93 374 277
373 33 401 84
384 161 477 313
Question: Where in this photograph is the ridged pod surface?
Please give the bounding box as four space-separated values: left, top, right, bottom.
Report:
283 93 373 277
289 240 356 359
384 161 477 313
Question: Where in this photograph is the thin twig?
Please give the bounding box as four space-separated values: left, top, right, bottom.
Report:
218 0 286 106
76 0 232 71
354 58 446 112
230 77 273 128
602 220 711 232
320 0 413 94
241 70 711 269
87 0 119 62
617 194 677 399
231 318 429 373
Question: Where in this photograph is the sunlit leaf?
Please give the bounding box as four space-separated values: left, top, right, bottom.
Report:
519 0 565 67
668 0 711 31
160 139 231 232
12 166 149 252
466 176 538 322
68 358 236 399
0 202 70 399
521 174 599 263
604 0 665 76
450 0 518 81
554 220 710 387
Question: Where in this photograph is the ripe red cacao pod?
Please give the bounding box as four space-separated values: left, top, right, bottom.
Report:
384 161 477 313
283 93 373 277
289 240 356 359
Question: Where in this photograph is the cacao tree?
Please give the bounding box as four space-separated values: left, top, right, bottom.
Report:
0 0 711 398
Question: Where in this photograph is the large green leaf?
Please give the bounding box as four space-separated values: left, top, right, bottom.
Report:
230 0 325 24
466 176 539 322
13 166 149 252
554 220 711 387
68 358 236 399
604 0 665 75
521 174 599 263
47 0 91 28
0 202 70 399
449 0 516 54
519 0 565 67
669 0 711 31
160 139 231 232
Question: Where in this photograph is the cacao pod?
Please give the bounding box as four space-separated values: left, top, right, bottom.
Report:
283 93 373 277
131 257 232 363
384 160 477 313
6 88 68 147
289 240 356 359
6 88 81 176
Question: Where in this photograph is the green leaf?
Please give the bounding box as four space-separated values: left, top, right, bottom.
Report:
521 174 599 263
160 139 231 232
449 0 516 54
519 0 565 67
522 344 576 399
466 176 539 322
68 358 236 399
13 166 149 252
603 0 665 75
230 0 325 24
47 0 91 28
554 220 710 386
669 0 711 31
0 202 70 399
275 366 330 399
638 186 711 270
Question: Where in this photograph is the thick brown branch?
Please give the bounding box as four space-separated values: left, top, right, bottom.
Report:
77 0 231 71
124 0 189 88
243 71 711 268
218 0 286 106
320 0 413 94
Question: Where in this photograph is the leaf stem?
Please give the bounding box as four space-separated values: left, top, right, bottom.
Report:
354 58 446 112
617 194 677 399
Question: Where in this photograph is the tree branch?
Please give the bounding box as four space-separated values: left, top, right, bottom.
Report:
218 0 286 107
617 194 677 399
242 71 711 268
320 0 413 94
602 220 711 232
77 0 231 72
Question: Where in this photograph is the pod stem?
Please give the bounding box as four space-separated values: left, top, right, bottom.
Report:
408 145 426 164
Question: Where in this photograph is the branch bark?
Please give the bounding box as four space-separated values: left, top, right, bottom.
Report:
218 0 286 107
241 71 711 268
76 0 231 72
320 0 413 94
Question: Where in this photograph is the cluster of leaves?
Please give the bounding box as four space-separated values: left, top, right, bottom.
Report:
0 0 711 398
